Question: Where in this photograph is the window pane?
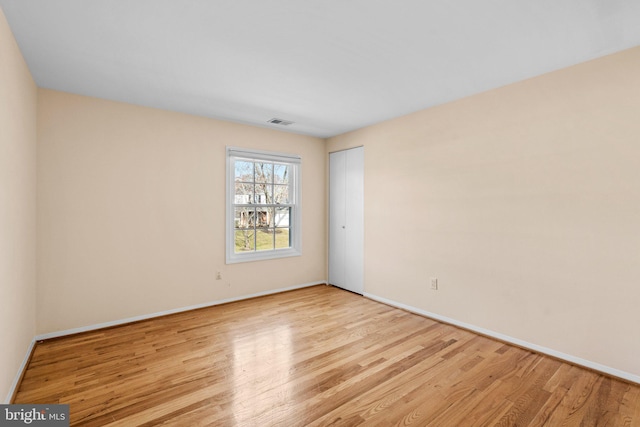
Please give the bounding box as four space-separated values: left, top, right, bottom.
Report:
254 185 269 204
255 208 271 228
235 229 255 252
264 207 275 228
274 164 289 184
235 207 255 229
274 207 290 227
273 185 289 204
275 228 290 249
255 162 273 184
234 183 253 204
256 228 275 251
235 161 254 182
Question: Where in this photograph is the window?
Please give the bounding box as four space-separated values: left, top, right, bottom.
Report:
226 147 301 263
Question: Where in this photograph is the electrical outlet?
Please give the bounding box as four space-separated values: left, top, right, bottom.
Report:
216 272 222 280
430 277 438 290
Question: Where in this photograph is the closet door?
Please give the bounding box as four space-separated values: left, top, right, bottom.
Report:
329 147 364 294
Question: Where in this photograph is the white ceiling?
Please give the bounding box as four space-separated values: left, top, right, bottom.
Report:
2 1 639 138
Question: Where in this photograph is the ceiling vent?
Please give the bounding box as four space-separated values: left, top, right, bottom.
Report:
268 118 294 126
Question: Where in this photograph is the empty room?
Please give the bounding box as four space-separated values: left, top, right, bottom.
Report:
1 1 639 425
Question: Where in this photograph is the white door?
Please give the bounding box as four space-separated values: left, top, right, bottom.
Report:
329 147 364 294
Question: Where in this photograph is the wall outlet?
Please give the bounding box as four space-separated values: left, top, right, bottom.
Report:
216 272 222 280
430 277 438 290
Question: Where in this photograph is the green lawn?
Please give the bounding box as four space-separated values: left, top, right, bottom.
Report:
235 228 290 252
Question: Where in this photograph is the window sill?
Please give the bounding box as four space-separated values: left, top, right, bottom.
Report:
226 247 301 264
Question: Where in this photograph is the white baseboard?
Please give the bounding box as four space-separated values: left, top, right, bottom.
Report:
4 338 35 404
36 281 325 341
364 291 640 385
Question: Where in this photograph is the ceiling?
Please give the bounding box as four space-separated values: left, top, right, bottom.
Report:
2 1 639 138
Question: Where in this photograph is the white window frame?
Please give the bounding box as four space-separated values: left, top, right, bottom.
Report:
226 147 302 264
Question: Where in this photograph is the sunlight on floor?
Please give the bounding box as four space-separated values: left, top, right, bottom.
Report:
232 324 293 424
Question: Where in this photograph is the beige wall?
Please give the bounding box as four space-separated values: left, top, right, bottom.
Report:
0 8 37 401
37 89 326 334
328 47 640 377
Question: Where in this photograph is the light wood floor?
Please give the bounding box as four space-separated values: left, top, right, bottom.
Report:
15 285 640 426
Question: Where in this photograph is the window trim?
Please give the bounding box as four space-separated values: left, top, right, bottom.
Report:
226 146 302 264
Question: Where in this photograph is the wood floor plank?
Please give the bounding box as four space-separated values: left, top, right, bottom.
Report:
13 285 640 426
